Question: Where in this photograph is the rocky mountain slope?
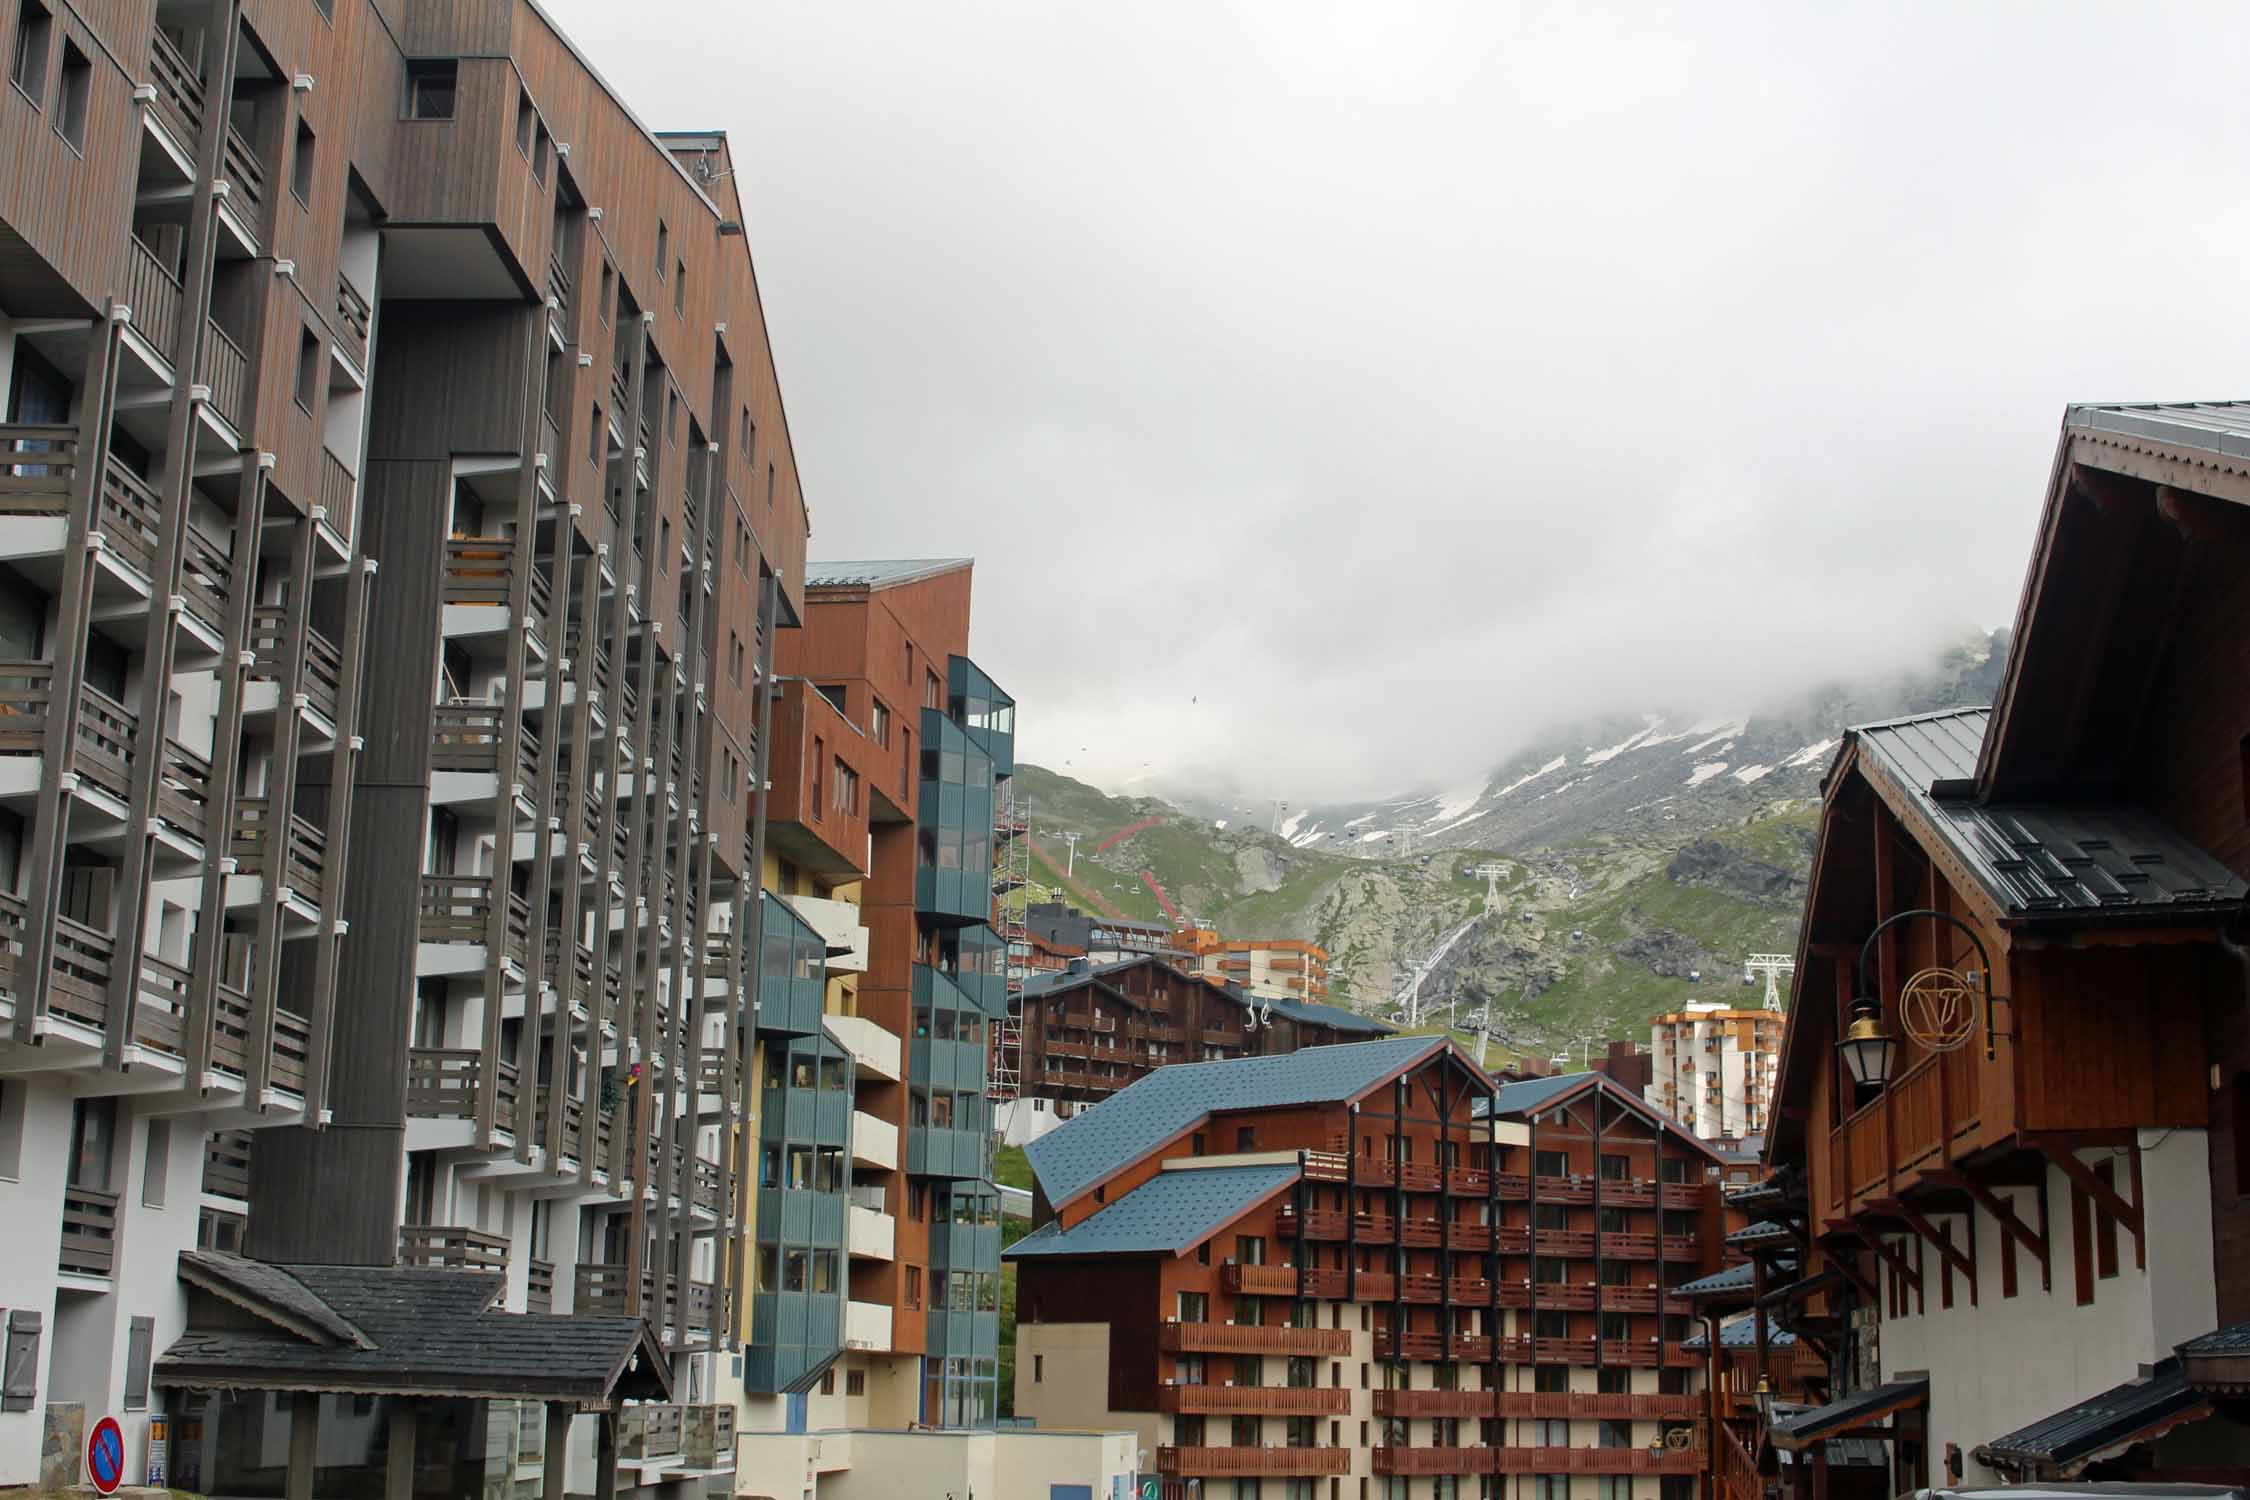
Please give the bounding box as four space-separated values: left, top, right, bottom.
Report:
1014 630 2006 1058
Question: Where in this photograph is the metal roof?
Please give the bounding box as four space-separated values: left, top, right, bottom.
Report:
803 558 972 589
2067 400 2250 464
1856 710 2247 925
1728 1219 1792 1247
1982 1358 2205 1472
1003 1164 1300 1260
1270 998 1394 1035
1671 1260 1803 1299
1682 1313 1797 1351
2180 1321 2250 1356
1489 1071 1601 1117
1019 957 1151 1000
1023 1035 1463 1206
1770 1379 1929 1448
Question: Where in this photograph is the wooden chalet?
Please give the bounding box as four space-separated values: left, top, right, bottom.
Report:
1756 401 2250 1496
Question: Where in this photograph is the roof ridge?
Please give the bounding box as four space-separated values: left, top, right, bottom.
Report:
1846 704 1992 733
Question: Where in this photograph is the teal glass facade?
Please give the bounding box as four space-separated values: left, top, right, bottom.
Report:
911 656 1013 1427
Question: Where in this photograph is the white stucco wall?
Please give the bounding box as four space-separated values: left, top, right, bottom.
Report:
1877 1129 2215 1482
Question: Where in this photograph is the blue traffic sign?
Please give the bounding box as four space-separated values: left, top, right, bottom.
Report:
87 1415 125 1495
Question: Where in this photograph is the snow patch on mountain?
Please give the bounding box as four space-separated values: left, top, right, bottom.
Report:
1429 779 1491 824
1686 762 1730 787
1782 739 1836 769
1583 724 1658 766
1732 764 1774 784
1497 756 1568 798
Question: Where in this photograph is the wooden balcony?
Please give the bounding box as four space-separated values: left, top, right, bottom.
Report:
1498 1392 1702 1420
432 702 540 785
204 1130 252 1199
1222 1262 1302 1296
1495 1447 1704 1476
334 274 371 367
404 1047 520 1124
398 1223 510 1272
1374 1447 1492 1476
60 1186 119 1276
620 1403 681 1460
1156 1384 1349 1416
230 798 327 905
1156 1446 1350 1478
1827 1042 1983 1218
1158 1321 1349 1356
146 24 203 145
200 319 249 428
122 236 184 364
1373 1389 1492 1418
0 425 80 518
319 450 356 542
207 982 311 1095
1603 1179 1657 1207
221 128 265 234
418 873 532 963
442 537 553 635
1536 1228 1595 1257
247 608 341 720
527 1257 555 1313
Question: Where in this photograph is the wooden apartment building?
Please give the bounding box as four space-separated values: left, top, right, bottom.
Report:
1008 1038 1738 1500
1747 401 2250 1495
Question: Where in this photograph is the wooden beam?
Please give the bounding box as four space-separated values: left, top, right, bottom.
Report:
385 1400 418 1500
1864 1233 1922 1295
542 1402 571 1500
287 1392 321 1500
1926 1168 2050 1292
2030 1137 2143 1248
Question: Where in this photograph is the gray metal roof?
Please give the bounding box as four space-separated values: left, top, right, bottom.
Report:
1489 1071 1600 1117
2067 400 2250 465
1770 1379 1928 1446
1272 998 1394 1035
1728 1219 1793 1247
2179 1321 2250 1356
1004 1164 1299 1260
1982 1358 2202 1470
1673 1262 1757 1298
1023 1035 1460 1206
803 558 972 589
1856 710 2247 925
1682 1313 1797 1351
1019 957 1150 1000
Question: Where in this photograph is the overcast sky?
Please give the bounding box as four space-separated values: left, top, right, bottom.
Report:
552 0 2250 803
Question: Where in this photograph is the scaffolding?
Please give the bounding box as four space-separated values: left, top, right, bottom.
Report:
988 778 1031 1102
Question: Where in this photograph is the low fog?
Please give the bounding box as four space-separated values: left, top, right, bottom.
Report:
552 0 2250 803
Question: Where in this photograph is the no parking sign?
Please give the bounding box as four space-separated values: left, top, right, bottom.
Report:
86 1415 125 1495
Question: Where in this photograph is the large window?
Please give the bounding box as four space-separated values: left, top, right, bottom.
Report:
405 60 456 119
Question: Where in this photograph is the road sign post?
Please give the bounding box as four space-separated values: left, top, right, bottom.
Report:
87 1414 125 1495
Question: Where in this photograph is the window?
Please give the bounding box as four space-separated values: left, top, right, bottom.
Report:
846 1369 866 1396
1237 1126 1257 1152
674 260 685 315
123 1317 153 1410
141 1118 170 1208
2 1312 38 1411
810 736 824 819
589 404 603 465
1534 1150 1567 1179
740 405 755 464
767 461 775 510
1236 1235 1266 1266
68 1098 115 1189
833 760 857 816
903 1265 921 1308
1599 1312 1627 1341
1598 1420 1632 1449
406 60 457 119
517 87 535 154
533 128 549 185
655 219 668 278
1176 1291 1208 1323
599 261 614 325
10 0 50 102
2095 1159 2121 1280
1534 1366 1567 1393
1597 1367 1628 1394
1032 1355 1042 1384
0 1082 22 1179
872 699 890 747
291 118 316 204
1600 1153 1630 1181
294 327 320 413
52 36 86 150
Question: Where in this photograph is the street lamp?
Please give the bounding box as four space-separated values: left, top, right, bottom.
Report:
1838 996 1898 1089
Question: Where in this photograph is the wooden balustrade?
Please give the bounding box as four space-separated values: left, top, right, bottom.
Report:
334 274 371 366
199 319 249 427
221 127 264 223
122 236 183 362
319 451 355 540
133 952 191 1057
0 425 79 515
1158 1321 1349 1356
398 1223 510 1271
527 1257 555 1313
1156 1447 1350 1478
204 1130 252 1199
1374 1448 1490 1476
1221 1262 1300 1296
1157 1384 1349 1416
1372 1389 1491 1418
178 520 234 635
154 738 213 841
146 25 203 144
94 455 161 578
405 1048 482 1118
231 798 327 904
620 1403 682 1459
60 1186 119 1276
48 913 114 1032
246 608 340 719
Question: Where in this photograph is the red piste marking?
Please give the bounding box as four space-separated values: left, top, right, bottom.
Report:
1095 814 1163 855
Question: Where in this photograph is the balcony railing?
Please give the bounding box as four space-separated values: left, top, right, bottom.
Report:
1157 1322 1349 1356
95 454 162 579
247 608 341 720
203 1130 252 1199
1220 1262 1300 1296
418 874 532 963
1374 1448 1490 1477
60 1186 119 1276
527 1257 555 1313
49 912 115 1033
1497 1392 1702 1420
1494 1448 1703 1476
404 1047 520 1124
620 1404 682 1460
199 319 249 428
1155 1384 1349 1416
230 798 327 905
398 1223 509 1272
1156 1447 1350 1478
320 450 355 541
1372 1389 1491 1418
179 519 234 637
0 424 80 514
431 703 539 785
122 236 184 363
207 981 312 1095
146 25 204 145
221 127 264 227
334 274 371 367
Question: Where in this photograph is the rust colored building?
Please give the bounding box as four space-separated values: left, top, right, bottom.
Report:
1009 1040 1735 1499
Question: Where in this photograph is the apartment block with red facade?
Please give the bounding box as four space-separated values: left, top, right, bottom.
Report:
1009 1038 1734 1500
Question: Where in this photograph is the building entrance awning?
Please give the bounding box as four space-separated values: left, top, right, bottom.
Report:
1769 1379 1928 1452
1977 1358 2207 1479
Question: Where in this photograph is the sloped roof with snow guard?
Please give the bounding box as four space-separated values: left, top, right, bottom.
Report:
1980 1358 2206 1475
1853 709 2245 926
1005 1164 1299 1260
804 558 972 589
1024 1035 1477 1208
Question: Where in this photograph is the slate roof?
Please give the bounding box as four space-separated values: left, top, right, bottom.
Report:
1005 1164 1300 1260
1728 1220 1793 1247
1855 710 2247 925
1682 1314 1797 1351
1672 1260 1805 1300
2180 1322 2250 1355
157 1253 669 1406
1488 1071 1600 1117
1019 957 1152 1000
1981 1358 2204 1471
1024 1035 1467 1206
1769 1379 1928 1448
803 558 972 590
1271 998 1394 1035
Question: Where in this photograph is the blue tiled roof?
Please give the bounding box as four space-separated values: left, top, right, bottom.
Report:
1682 1314 1797 1351
1019 957 1149 1000
1728 1220 1792 1246
1003 1164 1300 1260
1674 1260 1799 1299
1024 1035 1463 1206
1489 1072 1599 1117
